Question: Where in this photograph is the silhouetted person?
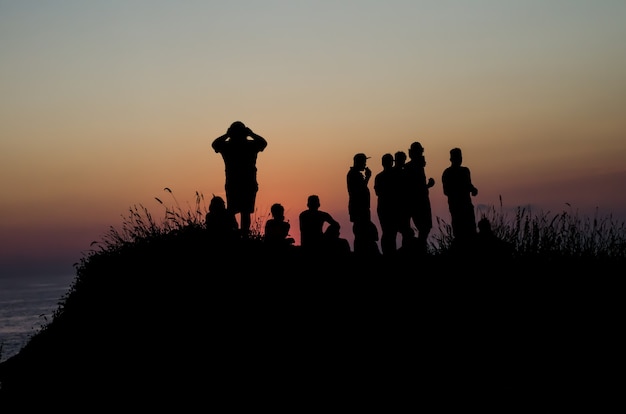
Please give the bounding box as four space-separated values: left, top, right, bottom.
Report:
476 217 514 258
347 153 381 256
205 195 239 244
442 147 478 246
374 153 399 256
264 203 295 248
404 142 435 255
299 195 340 253
393 150 412 248
322 222 352 258
212 121 267 238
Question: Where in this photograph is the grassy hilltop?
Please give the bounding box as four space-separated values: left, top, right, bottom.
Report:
0 196 624 410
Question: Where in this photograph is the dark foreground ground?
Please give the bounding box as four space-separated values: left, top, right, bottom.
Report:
0 235 623 411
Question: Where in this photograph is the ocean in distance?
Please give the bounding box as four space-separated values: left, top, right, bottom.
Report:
0 273 75 363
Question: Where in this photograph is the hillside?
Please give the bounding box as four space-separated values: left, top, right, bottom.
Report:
0 228 622 410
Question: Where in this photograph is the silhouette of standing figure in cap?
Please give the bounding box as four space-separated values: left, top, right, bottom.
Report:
347 153 380 256
212 121 267 238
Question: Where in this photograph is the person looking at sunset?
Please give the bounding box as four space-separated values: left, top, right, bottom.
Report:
299 194 340 253
264 203 295 248
205 195 239 244
404 141 435 255
442 147 478 246
347 153 380 256
212 121 267 238
374 153 399 256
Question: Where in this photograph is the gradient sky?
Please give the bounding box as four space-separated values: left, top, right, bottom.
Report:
1 1 625 277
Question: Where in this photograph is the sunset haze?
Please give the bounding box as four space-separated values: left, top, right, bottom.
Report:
2 1 625 276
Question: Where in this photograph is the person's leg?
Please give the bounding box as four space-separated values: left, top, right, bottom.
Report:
240 213 251 238
379 215 396 255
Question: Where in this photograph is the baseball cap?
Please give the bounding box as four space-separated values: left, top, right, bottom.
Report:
410 142 424 152
354 153 370 162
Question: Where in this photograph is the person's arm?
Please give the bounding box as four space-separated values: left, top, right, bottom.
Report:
212 132 229 153
364 167 372 184
325 212 340 228
467 167 478 196
246 128 268 151
470 183 478 197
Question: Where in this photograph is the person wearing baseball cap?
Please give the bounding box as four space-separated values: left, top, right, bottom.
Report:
353 153 370 163
347 152 380 256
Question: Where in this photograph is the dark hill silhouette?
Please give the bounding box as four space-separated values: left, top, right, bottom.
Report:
0 226 622 410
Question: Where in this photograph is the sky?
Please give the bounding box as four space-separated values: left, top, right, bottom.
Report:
1 0 625 277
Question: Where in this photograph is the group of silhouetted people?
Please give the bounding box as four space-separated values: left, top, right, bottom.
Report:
208 120 510 258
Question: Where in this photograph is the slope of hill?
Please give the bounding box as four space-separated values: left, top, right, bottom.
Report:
0 229 622 410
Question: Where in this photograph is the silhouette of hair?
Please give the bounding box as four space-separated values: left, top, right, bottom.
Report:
307 195 320 209
394 151 407 164
478 217 492 233
228 121 246 135
270 203 285 217
209 195 226 212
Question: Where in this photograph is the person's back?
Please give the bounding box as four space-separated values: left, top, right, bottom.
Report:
205 196 239 243
212 121 268 237
476 217 513 258
299 195 339 252
322 222 351 258
264 203 294 247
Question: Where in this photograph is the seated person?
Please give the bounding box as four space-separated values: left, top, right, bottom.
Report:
264 203 295 247
205 195 239 243
299 195 340 252
322 222 351 257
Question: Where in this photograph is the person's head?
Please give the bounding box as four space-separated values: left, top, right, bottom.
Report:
209 195 226 213
408 141 424 159
307 195 320 210
450 147 463 166
381 153 394 169
270 203 285 219
478 217 492 234
394 151 407 167
227 121 247 139
353 153 370 169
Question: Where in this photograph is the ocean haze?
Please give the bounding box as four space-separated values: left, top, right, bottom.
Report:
0 273 75 362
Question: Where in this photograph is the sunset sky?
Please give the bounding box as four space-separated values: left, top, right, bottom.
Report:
1 1 625 277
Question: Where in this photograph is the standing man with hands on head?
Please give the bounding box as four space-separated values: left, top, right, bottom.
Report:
212 121 267 238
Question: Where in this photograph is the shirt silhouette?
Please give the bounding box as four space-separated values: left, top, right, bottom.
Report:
212 121 267 237
264 203 295 248
205 195 239 244
299 195 340 253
